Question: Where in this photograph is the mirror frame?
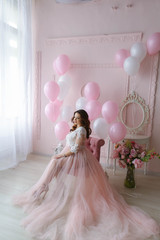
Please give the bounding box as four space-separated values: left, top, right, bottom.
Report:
119 91 150 134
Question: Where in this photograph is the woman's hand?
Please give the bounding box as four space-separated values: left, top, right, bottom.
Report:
54 154 63 159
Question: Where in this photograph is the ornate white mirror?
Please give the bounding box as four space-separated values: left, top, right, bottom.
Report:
119 91 150 135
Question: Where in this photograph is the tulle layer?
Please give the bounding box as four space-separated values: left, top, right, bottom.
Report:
13 146 160 240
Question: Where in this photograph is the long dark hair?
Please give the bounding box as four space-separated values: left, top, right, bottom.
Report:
71 109 92 138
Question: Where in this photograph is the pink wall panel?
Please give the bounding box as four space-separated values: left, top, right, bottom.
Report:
33 0 160 173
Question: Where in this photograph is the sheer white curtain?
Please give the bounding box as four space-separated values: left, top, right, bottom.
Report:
0 0 32 170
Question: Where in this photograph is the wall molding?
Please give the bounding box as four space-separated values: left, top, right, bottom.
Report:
71 63 119 69
34 51 42 140
46 32 143 46
147 53 159 136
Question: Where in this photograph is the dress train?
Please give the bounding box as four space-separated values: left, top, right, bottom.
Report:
13 146 160 240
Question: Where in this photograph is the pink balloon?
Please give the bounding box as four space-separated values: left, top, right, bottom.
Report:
53 55 71 75
109 122 127 143
115 49 130 68
45 101 60 122
54 99 63 108
147 32 160 55
84 82 100 101
44 81 60 102
85 100 102 121
54 121 70 141
102 101 118 124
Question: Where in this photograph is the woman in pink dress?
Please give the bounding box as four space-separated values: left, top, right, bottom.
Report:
13 109 160 240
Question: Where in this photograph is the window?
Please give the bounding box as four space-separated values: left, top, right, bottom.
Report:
0 0 32 169
0 0 20 118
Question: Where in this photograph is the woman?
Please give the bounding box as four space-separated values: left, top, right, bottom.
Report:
13 109 159 240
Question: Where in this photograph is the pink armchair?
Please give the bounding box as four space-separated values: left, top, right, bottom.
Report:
85 137 105 162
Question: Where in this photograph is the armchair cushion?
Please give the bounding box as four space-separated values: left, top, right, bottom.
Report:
85 137 105 162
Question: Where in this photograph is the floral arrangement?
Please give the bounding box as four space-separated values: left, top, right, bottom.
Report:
113 140 160 169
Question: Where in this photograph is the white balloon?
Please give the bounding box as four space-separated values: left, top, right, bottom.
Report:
57 81 68 100
123 56 140 76
93 118 108 139
76 97 87 110
130 42 147 62
61 105 73 122
57 74 72 100
58 74 72 88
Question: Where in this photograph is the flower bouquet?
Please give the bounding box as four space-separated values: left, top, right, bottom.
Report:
113 140 160 188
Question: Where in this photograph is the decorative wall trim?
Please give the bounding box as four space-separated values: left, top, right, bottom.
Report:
147 53 159 136
71 63 119 69
34 51 42 140
46 32 142 46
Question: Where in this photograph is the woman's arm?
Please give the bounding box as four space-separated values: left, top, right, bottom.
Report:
55 127 86 159
54 151 74 159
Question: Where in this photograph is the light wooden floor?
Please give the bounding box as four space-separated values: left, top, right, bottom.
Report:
0 154 160 240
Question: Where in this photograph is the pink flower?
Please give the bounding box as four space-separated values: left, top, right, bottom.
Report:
123 147 130 155
130 149 137 158
127 158 131 163
119 160 126 168
134 143 140 149
114 140 160 170
116 146 122 152
121 155 125 159
112 150 119 158
132 158 143 168
140 151 146 158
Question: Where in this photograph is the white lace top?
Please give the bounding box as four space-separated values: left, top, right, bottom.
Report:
66 126 87 154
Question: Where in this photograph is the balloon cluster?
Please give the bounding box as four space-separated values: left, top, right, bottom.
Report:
44 54 73 141
115 32 160 76
76 82 127 143
44 31 160 143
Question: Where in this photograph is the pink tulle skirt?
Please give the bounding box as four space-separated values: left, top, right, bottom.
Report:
13 146 160 240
